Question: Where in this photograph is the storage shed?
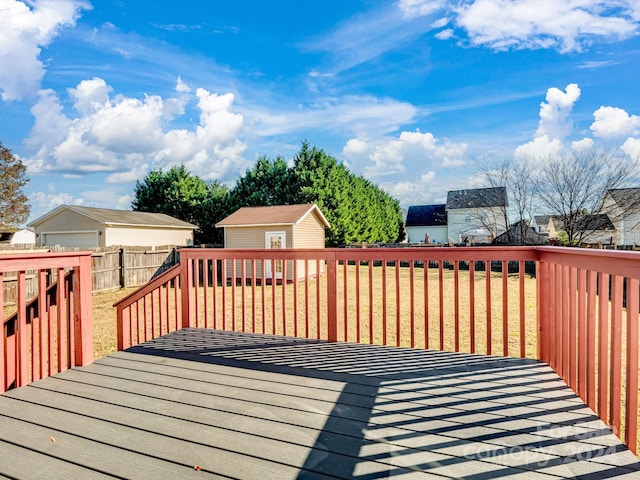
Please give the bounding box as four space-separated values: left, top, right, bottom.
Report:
216 204 330 282
28 205 196 248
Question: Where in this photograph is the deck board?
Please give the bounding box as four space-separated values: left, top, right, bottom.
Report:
1 328 639 479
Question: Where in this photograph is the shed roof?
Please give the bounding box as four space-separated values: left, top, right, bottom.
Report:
216 204 330 228
446 187 507 210
28 205 197 229
405 204 447 227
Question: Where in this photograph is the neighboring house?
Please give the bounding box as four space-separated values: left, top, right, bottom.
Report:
216 203 330 282
533 215 551 234
28 205 196 248
546 214 615 245
493 220 549 245
446 187 508 244
0 229 36 245
405 204 448 244
600 188 640 246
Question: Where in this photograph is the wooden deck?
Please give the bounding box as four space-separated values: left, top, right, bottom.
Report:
1 329 639 479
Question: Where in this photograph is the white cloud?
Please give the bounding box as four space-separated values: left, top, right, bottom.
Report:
342 131 467 183
622 137 640 159
571 137 595 152
435 29 455 40
30 190 84 212
23 77 249 182
590 106 640 139
250 95 416 138
397 0 446 18
514 134 563 161
0 0 89 101
452 0 639 53
536 83 581 140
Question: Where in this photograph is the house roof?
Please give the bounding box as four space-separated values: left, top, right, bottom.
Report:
576 214 615 231
28 205 197 229
607 188 640 207
534 215 551 226
216 204 330 228
446 187 507 210
405 204 447 227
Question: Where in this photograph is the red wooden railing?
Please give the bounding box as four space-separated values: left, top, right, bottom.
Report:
114 246 640 453
1 252 93 393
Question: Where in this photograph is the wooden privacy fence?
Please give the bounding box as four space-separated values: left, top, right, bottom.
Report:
115 246 640 454
0 251 93 393
2 246 179 299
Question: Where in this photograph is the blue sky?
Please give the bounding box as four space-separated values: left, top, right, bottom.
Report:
2 0 640 223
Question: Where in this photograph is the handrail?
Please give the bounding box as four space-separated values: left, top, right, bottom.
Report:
1 251 93 392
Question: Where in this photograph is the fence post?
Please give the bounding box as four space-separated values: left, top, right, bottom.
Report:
73 253 94 366
327 251 338 342
181 252 193 328
119 248 126 288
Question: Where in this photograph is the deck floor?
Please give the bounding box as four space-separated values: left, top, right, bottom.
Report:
0 329 639 479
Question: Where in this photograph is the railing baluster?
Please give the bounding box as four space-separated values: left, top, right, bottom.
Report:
485 260 491 355
625 277 639 454
502 260 508 357
577 269 587 400
598 272 609 422
395 260 400 347
470 260 475 354
409 261 415 349
439 260 444 351
609 275 623 436
454 260 460 352
519 260 525 358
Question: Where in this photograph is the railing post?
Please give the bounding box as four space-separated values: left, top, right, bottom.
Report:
181 252 193 328
536 260 548 363
73 254 94 366
327 252 338 342
0 272 4 392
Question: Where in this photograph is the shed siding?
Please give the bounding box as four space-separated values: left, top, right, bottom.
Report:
223 213 327 281
105 227 193 247
294 212 326 248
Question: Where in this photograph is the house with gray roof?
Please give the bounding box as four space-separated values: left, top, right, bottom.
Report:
600 188 640 245
28 205 196 248
405 204 448 244
445 187 508 244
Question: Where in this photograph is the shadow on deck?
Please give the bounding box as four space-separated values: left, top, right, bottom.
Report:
1 329 639 479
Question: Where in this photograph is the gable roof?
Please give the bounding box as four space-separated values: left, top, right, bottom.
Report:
28 205 197 229
607 188 640 207
216 204 330 228
405 204 447 227
446 187 507 210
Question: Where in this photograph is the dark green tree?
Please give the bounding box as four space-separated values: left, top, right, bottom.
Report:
0 142 30 230
132 165 228 244
290 142 404 245
226 156 295 212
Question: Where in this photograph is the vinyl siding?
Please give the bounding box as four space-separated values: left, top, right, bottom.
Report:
105 226 193 247
222 213 326 281
406 226 448 244
34 210 102 246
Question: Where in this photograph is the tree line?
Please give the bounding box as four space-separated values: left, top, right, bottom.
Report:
132 143 405 246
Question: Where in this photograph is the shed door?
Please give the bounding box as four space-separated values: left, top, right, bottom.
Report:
265 232 286 280
42 231 98 248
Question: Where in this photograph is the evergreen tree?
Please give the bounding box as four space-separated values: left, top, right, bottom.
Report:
0 142 30 229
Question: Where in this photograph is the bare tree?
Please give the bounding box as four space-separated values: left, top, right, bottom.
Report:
477 157 538 245
537 148 640 245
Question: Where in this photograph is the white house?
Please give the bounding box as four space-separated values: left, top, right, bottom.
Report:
600 188 640 246
445 187 508 244
405 204 448 244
